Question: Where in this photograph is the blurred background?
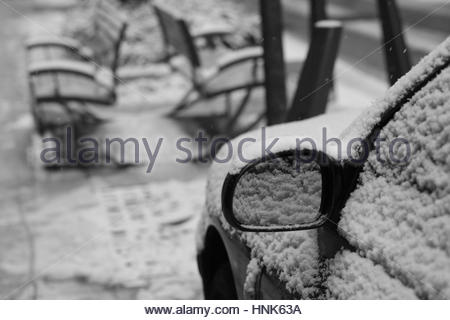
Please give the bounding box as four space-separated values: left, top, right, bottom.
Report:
0 0 448 299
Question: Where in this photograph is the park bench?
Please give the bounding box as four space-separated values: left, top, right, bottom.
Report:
153 4 266 133
26 0 128 135
26 0 127 67
27 0 127 106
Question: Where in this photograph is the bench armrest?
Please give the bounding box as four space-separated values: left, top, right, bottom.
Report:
191 25 234 40
216 46 263 71
28 60 97 80
26 36 93 60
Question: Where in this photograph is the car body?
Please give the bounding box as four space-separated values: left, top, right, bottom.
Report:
196 38 450 299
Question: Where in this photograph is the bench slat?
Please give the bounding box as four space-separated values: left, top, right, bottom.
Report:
95 7 125 32
95 18 122 44
98 0 124 19
154 4 200 69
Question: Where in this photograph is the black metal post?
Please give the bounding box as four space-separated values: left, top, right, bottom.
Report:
377 0 411 85
309 0 327 37
260 0 287 125
286 21 342 122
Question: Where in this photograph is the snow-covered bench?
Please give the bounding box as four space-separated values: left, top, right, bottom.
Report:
27 0 127 107
153 3 266 134
26 0 128 136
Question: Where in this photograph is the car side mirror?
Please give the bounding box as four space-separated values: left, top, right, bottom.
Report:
222 149 340 232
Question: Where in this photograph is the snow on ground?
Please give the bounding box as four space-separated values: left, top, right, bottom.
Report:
0 179 205 299
13 2 208 295
32 0 77 8
397 0 450 11
4 1 209 297
116 68 190 110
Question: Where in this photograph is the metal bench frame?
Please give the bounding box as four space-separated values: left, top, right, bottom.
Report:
27 0 128 106
153 4 266 134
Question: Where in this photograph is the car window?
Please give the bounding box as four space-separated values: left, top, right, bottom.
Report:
328 66 450 299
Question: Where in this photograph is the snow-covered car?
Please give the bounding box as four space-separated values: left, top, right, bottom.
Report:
196 38 450 300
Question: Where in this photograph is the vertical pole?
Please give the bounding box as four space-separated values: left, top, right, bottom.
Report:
260 0 287 125
309 0 327 37
286 21 342 122
377 0 411 85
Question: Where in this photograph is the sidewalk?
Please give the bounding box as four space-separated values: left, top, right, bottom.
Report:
0 0 208 299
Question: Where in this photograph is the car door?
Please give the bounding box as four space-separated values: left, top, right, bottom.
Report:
323 63 450 299
255 48 450 299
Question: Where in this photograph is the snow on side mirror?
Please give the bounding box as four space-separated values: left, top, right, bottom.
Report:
222 150 338 232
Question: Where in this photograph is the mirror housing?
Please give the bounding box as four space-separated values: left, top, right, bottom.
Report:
221 149 342 232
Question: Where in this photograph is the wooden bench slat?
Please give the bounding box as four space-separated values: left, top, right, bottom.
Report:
95 19 122 44
154 4 200 69
95 7 125 32
98 0 124 19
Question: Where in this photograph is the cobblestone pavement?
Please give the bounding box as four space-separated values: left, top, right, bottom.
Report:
0 0 208 299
